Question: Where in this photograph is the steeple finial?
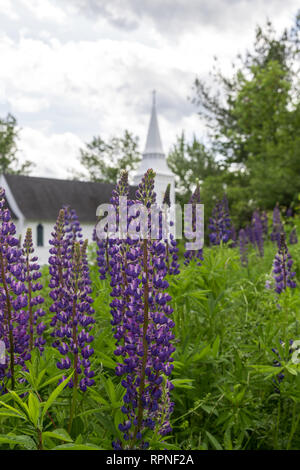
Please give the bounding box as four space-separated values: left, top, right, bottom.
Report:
152 89 156 106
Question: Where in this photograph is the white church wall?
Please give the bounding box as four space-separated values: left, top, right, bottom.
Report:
21 220 96 265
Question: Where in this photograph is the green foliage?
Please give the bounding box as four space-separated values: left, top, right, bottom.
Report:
75 130 141 184
167 132 222 204
0 113 33 175
192 14 300 222
1 238 300 450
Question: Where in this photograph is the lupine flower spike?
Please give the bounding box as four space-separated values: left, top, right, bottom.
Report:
184 184 204 266
94 221 109 280
111 170 175 449
229 224 237 248
252 210 264 257
261 211 268 237
289 228 298 245
245 224 255 247
0 188 30 390
208 194 232 246
270 203 283 247
161 184 180 275
239 229 248 267
48 209 95 431
271 233 296 294
21 228 46 352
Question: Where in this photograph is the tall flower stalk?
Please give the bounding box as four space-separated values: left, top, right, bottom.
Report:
239 228 248 267
184 184 203 266
270 203 283 246
94 227 109 280
272 233 296 294
252 210 264 257
289 227 298 245
261 211 268 237
21 228 46 352
161 184 180 275
0 188 30 390
110 170 175 449
209 195 232 246
49 208 95 432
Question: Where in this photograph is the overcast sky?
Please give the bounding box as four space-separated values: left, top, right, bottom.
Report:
0 0 298 179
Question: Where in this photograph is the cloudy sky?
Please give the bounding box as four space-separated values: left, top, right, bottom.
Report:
0 0 299 179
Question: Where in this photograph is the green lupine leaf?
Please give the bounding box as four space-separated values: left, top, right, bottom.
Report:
0 434 36 450
206 431 223 450
42 372 73 420
43 428 73 443
53 443 102 450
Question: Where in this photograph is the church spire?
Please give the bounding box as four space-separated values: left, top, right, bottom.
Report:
143 90 164 158
134 90 175 206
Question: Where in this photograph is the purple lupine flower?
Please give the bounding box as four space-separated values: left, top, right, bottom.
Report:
107 171 133 356
168 232 180 275
245 224 255 247
0 188 30 390
252 210 264 257
270 203 283 247
94 227 109 280
222 194 235 242
162 183 171 207
239 229 248 267
95 170 130 281
110 170 175 449
229 224 238 248
272 233 296 294
49 210 95 397
64 205 83 245
161 184 180 275
261 211 268 237
21 228 46 352
289 228 298 245
93 190 113 282
184 184 203 266
208 194 232 246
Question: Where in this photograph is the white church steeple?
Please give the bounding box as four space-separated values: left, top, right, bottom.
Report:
144 91 164 157
134 91 175 206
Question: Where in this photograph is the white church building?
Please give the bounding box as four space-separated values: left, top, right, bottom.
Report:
0 93 175 264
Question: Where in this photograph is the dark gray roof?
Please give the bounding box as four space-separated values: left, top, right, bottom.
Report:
4 174 137 223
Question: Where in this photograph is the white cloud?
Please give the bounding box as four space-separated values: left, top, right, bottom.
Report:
19 127 84 178
61 0 299 36
0 0 298 179
11 96 49 113
0 0 19 20
0 33 202 142
19 0 66 23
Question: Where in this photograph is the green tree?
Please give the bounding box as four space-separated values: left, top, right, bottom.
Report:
76 130 141 183
192 14 300 215
231 60 300 208
0 113 33 175
167 132 223 203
